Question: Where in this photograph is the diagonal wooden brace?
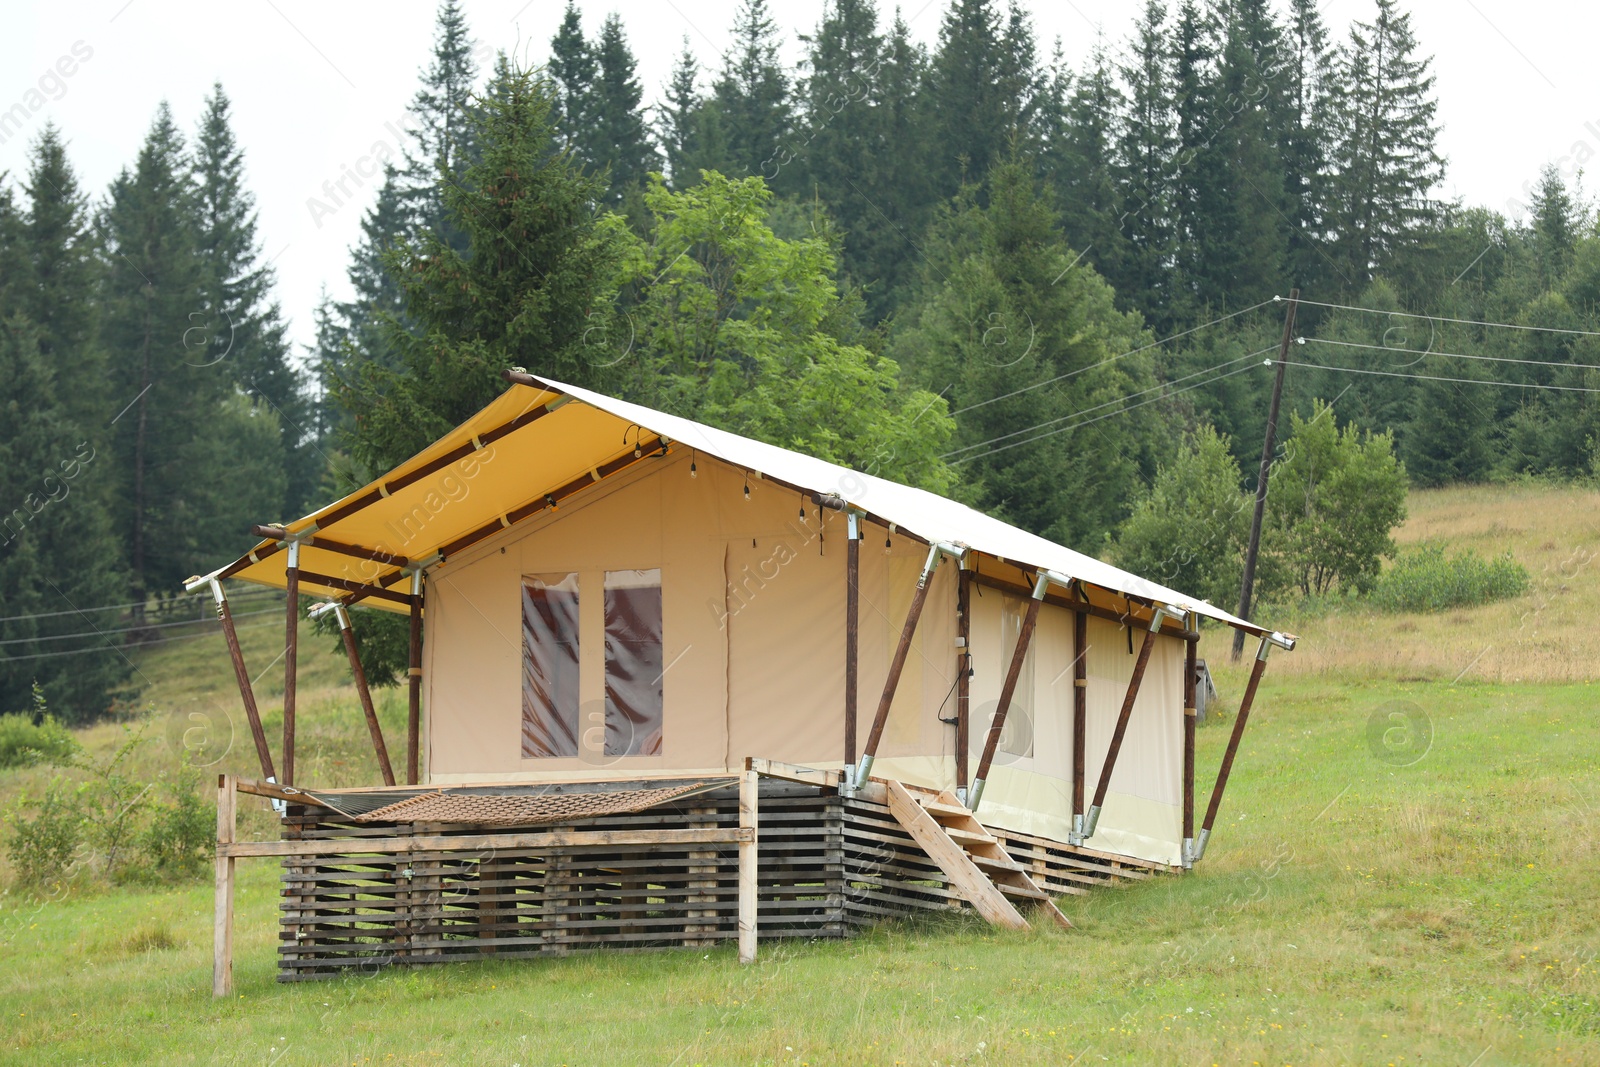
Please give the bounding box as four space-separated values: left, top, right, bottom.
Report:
969 572 1048 811
856 542 964 784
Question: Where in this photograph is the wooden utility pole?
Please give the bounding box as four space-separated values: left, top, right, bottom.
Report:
1232 289 1299 661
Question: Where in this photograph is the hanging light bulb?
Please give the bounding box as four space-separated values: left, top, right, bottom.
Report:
799 495 808 523
743 474 750 501
885 522 896 555
689 458 697 479
546 494 558 510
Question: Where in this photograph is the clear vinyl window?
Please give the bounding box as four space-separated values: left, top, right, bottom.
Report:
604 568 663 756
521 572 580 758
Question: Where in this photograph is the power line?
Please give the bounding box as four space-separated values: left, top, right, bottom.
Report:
1303 336 1600 372
0 607 279 647
0 618 281 664
945 345 1277 461
0 586 280 625
950 299 1277 416
1296 297 1600 339
952 357 1268 466
1274 358 1600 394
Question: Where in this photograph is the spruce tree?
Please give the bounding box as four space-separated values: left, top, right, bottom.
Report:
99 103 213 602
1114 1 1179 328
795 0 885 287
1281 0 1335 294
190 84 310 513
0 183 23 314
339 63 623 473
587 13 657 208
1529 164 1578 285
1206 0 1287 304
19 125 106 435
892 159 1163 548
401 0 479 246
1401 355 1493 485
659 40 708 187
925 0 1022 199
0 316 128 723
549 1 597 153
1327 0 1444 286
1054 42 1128 299
1167 0 1222 296
850 11 933 318
316 1 480 462
713 0 793 185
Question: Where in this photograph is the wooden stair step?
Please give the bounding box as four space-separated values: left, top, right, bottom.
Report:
918 800 973 819
941 825 997 846
967 853 1027 874
996 880 1052 901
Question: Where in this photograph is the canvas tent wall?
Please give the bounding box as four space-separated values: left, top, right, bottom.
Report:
192 374 1284 868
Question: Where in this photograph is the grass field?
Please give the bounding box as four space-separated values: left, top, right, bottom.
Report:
3 484 1599 1065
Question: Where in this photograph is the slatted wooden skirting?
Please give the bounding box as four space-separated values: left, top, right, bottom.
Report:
272 779 1166 982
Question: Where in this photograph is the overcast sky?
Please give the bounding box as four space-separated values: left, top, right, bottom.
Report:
4 1 1594 358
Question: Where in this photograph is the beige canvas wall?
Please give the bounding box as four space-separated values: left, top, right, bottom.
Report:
425 451 960 784
421 450 1183 865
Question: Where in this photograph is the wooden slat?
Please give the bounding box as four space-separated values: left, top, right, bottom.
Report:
225 827 751 858
748 758 841 790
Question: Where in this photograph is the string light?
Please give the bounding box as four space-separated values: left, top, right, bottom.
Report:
743 472 750 501
689 451 697 479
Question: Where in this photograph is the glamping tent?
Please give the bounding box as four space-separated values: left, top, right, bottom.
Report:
193 372 1295 991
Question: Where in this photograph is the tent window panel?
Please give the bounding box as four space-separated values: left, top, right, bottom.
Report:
604 568 663 756
522 572 580 758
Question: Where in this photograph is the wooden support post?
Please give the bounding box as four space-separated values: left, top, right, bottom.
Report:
859 545 945 779
844 511 861 766
1183 631 1198 862
1072 609 1087 821
335 606 396 786
738 762 759 964
212 773 236 998
1234 289 1300 661
955 568 972 793
212 581 275 781
971 577 1046 809
1083 617 1163 839
1196 636 1272 861
282 542 300 785
407 570 424 785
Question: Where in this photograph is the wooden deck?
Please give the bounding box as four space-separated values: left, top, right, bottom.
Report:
258 776 1166 983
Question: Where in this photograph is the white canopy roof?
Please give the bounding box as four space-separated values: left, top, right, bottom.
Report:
536 376 1265 634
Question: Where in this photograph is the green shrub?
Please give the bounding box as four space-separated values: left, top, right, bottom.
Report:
0 685 80 768
5 779 83 887
139 761 214 879
0 716 79 769
1369 543 1531 613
